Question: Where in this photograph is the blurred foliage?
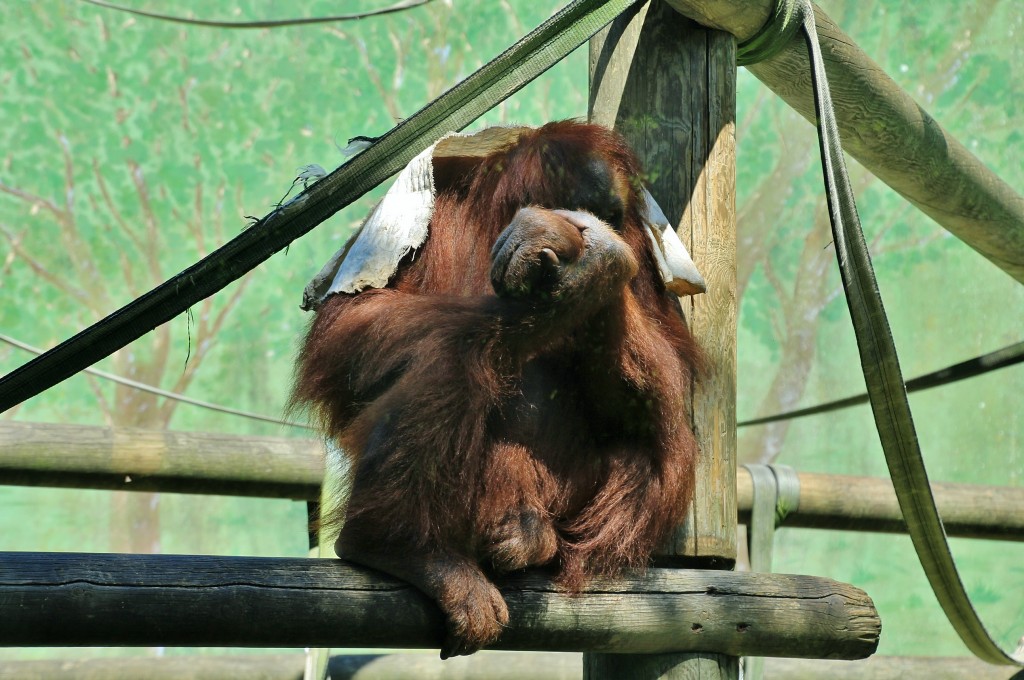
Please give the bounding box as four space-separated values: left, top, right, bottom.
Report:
0 0 1021 663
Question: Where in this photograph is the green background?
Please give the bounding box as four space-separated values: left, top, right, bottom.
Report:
0 0 1021 662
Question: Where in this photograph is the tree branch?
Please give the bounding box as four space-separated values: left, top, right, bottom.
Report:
327 28 403 122
0 224 94 310
157 274 253 423
92 158 147 258
126 160 162 281
83 373 114 424
0 182 63 221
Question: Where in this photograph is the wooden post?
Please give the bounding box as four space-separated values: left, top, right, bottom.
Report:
588 0 738 676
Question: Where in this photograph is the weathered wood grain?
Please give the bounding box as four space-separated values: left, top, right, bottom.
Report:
2 652 1020 680
589 0 738 570
0 420 323 499
4 422 1020 541
589 1 739 676
0 553 879 660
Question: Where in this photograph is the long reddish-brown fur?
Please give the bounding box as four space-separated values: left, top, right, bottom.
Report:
291 121 700 658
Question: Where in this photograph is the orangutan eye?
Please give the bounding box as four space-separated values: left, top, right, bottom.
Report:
570 157 627 228
601 195 626 229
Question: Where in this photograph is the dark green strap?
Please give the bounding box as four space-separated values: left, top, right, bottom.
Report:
744 463 800 574
735 0 802 66
743 463 799 680
745 464 779 574
743 463 775 680
742 0 1021 666
0 0 640 414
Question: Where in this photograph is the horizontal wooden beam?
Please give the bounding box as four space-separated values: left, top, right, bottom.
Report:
737 468 1024 542
0 552 879 659
1 652 1019 680
764 655 1024 680
665 0 1024 284
0 655 308 680
3 422 1022 541
0 420 323 499
0 653 570 680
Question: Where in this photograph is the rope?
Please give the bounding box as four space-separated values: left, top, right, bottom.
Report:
741 0 1022 665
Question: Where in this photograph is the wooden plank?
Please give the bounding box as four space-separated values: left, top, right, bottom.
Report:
763 655 1024 679
0 552 879 659
663 0 1024 283
0 420 323 499
2 653 1020 680
330 652 580 680
0 653 571 680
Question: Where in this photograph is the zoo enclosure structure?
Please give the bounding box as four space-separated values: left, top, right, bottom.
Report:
1 0 1022 679
2 421 1022 543
2 421 1022 679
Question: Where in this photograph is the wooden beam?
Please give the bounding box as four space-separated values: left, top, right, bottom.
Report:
0 552 879 660
663 0 1024 284
0 655 307 680
1 421 1019 543
0 420 323 499
737 468 1024 542
327 652 581 680
0 653 568 680
764 655 1024 679
4 422 1021 541
3 652 1019 680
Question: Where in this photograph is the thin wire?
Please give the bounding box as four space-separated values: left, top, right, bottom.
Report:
77 0 435 29
0 332 311 430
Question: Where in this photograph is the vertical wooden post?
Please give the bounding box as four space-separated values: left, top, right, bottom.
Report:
587 1 737 677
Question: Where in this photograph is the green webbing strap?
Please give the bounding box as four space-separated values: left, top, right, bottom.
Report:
743 463 799 680
744 463 800 574
745 464 778 574
771 464 800 526
0 0 641 414
744 462 775 680
740 0 1022 666
735 0 802 67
